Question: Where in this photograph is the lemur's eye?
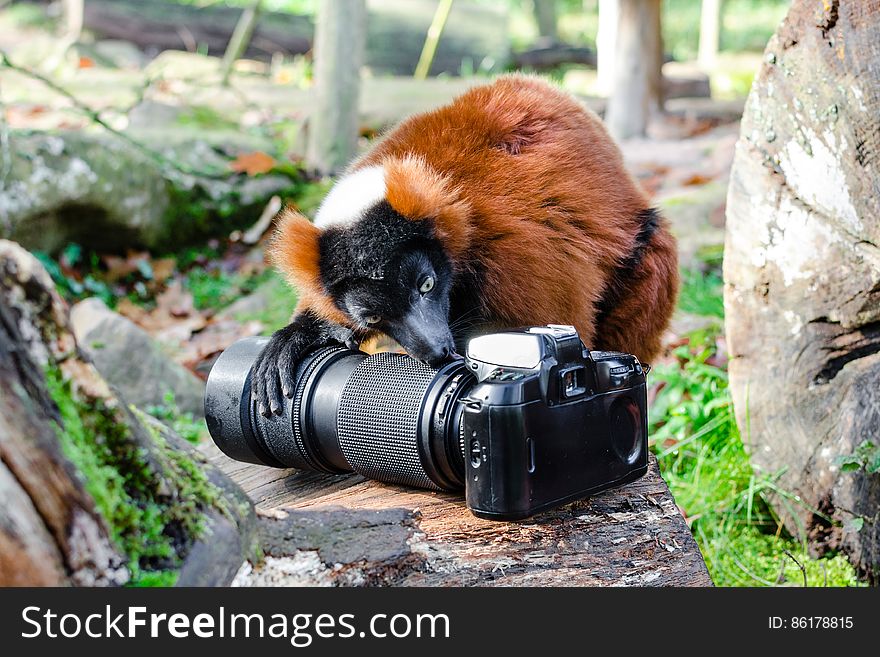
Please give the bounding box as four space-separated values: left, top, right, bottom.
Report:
364 314 381 325
419 276 435 294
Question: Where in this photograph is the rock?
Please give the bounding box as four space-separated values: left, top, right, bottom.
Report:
0 131 299 253
70 298 206 418
85 40 147 69
0 239 256 586
723 1 880 580
1 131 171 253
662 61 712 100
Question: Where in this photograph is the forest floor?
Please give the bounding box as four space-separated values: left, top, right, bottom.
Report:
1 16 864 586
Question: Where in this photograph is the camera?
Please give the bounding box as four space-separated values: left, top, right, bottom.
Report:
205 325 648 520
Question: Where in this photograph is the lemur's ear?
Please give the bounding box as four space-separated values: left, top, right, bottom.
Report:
269 208 350 325
270 207 321 288
383 155 473 260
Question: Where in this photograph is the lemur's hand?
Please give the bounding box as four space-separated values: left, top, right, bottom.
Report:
251 311 354 417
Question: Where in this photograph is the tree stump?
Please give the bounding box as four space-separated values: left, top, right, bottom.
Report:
724 0 880 580
213 449 711 587
0 240 256 586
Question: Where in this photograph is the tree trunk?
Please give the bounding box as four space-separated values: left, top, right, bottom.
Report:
605 0 662 140
724 0 880 582
533 0 558 42
221 0 263 85
596 0 618 97
698 0 723 69
306 0 367 175
0 240 256 586
62 0 84 43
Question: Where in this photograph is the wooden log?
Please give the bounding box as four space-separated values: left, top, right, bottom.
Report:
82 0 312 60
79 0 509 77
724 0 880 581
0 240 127 586
214 448 712 587
511 44 596 71
0 239 257 586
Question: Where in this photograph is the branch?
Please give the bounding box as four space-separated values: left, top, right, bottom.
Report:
0 51 230 181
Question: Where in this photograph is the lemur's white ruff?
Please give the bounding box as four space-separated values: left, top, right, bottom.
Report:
314 165 386 229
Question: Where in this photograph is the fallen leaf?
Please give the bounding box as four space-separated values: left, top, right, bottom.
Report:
229 151 277 176
151 258 177 284
682 173 713 187
78 56 95 69
117 280 208 339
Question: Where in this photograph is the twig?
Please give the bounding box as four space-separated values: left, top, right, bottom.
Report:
414 0 454 80
783 549 808 587
0 51 230 181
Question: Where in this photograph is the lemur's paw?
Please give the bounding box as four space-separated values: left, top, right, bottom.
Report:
251 325 302 417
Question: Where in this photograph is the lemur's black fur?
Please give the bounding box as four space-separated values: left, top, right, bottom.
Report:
252 205 458 417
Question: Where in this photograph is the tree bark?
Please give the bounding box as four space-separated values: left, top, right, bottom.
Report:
306 0 367 175
0 240 256 586
698 0 723 69
605 0 662 140
724 0 880 582
216 449 712 586
533 0 558 42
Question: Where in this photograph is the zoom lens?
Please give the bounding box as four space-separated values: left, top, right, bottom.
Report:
205 337 472 491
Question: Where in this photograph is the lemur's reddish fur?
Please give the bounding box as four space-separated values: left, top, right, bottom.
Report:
272 75 678 362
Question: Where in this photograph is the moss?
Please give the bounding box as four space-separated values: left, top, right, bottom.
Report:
46 366 223 586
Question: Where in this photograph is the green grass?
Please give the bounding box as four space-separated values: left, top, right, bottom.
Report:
185 265 273 311
651 264 864 587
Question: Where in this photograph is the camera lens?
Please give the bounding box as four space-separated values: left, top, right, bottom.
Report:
608 396 643 465
205 337 472 491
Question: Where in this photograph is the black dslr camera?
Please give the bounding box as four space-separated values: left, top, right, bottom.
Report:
205 325 648 520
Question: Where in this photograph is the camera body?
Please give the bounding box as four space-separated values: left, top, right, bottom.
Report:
461 325 648 520
205 325 648 521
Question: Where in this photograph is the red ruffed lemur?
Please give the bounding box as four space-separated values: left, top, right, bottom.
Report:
253 75 678 416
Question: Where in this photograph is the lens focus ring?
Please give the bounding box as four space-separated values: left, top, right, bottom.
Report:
337 352 440 490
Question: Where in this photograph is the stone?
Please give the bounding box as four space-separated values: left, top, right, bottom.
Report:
0 131 297 253
723 0 880 580
70 298 206 418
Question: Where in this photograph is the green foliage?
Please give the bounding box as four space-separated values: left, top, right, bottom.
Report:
46 367 221 587
678 267 725 318
169 0 317 14
230 270 296 333
145 392 208 444
550 0 789 61
33 245 115 307
835 440 880 475
185 265 273 311
650 260 863 587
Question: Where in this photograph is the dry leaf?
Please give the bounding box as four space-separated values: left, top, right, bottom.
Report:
682 173 713 187
77 56 95 69
229 151 277 176
151 258 177 284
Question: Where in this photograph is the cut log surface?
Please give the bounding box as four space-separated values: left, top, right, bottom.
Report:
211 448 711 587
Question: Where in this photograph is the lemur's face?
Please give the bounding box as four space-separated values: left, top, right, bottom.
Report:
317 195 457 366
337 246 455 366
